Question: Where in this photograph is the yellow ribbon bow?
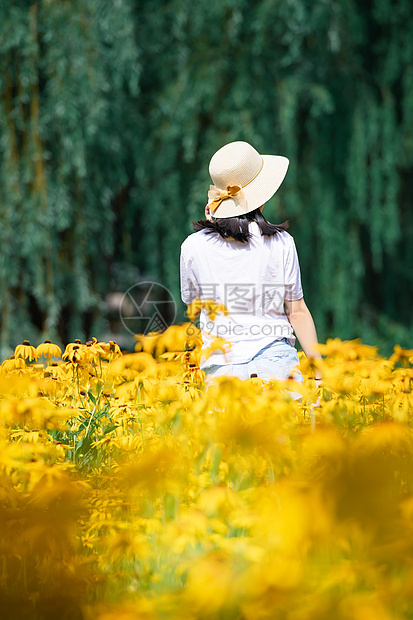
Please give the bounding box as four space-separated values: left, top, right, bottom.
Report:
207 184 247 214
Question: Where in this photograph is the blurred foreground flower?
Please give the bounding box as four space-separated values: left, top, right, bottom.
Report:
0 333 412 619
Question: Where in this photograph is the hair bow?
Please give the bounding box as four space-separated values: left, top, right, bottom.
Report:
207 184 247 214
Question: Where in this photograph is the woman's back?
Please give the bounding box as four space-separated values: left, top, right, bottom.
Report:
180 221 303 369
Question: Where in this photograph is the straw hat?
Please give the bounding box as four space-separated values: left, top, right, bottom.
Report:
207 141 289 219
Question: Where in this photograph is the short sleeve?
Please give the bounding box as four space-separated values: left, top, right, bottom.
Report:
180 244 199 305
284 238 303 301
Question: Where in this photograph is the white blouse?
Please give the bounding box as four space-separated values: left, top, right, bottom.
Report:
180 221 303 369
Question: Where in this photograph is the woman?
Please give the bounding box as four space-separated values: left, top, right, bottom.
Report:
180 141 322 392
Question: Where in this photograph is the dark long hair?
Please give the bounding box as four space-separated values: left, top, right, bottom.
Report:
192 207 289 243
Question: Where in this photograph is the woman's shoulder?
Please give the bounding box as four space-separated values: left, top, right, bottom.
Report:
180 230 209 252
272 228 295 247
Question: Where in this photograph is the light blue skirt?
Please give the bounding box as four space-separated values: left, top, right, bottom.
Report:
204 337 303 395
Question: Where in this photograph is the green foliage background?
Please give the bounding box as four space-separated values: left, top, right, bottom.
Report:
1 0 412 356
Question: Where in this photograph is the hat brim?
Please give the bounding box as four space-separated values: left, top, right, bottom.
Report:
210 155 289 219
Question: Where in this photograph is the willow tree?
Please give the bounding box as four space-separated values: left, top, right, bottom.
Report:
0 0 140 356
1 0 412 356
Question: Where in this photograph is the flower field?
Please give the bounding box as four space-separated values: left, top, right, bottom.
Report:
1 323 413 620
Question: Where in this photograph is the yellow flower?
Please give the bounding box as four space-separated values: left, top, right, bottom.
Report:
1 355 26 371
157 324 191 354
186 297 203 321
202 336 232 363
186 298 229 322
62 345 82 363
96 340 122 359
109 352 157 378
203 298 229 320
14 340 37 361
44 362 69 381
390 344 413 367
182 363 205 385
134 332 162 356
184 551 234 613
36 340 62 364
109 340 122 357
